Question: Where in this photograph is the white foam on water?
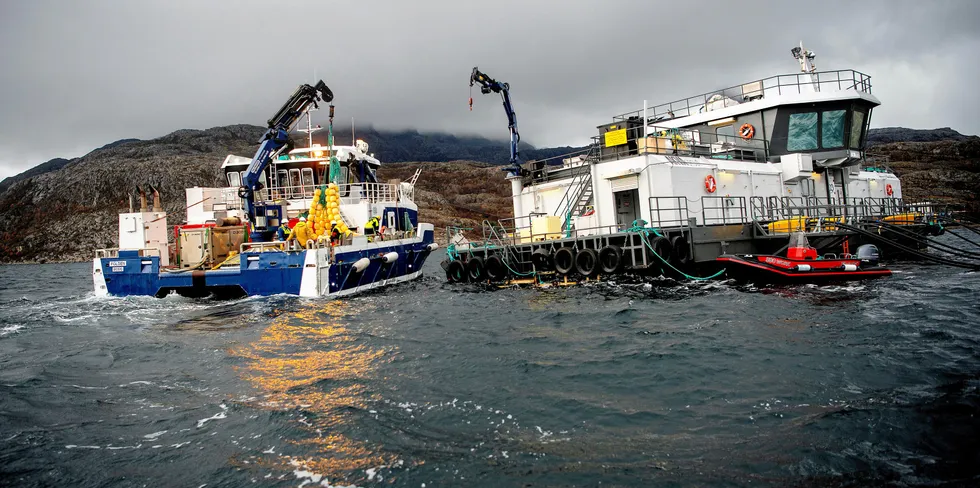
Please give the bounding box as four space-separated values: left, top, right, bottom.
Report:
196 404 228 428
0 324 24 336
65 445 101 449
143 430 167 440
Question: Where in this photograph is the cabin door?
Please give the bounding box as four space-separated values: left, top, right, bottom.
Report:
614 189 639 230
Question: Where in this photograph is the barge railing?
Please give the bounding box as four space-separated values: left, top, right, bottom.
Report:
595 124 770 163
613 69 872 122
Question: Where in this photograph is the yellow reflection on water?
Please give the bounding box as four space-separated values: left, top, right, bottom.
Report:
231 300 391 478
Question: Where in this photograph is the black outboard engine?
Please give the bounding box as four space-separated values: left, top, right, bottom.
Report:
856 244 881 265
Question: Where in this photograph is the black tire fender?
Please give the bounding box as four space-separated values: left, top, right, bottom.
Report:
575 248 599 277
670 235 692 265
484 255 508 282
597 245 623 274
531 248 553 271
446 260 467 283
554 247 576 275
650 236 672 262
467 256 486 282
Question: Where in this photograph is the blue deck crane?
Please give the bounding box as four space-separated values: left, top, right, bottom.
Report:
238 80 333 241
470 67 523 177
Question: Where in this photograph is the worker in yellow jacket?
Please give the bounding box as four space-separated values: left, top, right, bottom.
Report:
287 217 314 248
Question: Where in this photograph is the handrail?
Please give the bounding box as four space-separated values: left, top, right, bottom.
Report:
613 69 872 122
596 124 770 163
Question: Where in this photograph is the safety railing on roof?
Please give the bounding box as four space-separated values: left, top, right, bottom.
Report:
614 69 872 122
595 125 770 163
520 146 594 185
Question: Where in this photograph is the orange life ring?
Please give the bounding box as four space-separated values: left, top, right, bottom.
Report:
885 183 894 196
738 123 755 141
704 175 717 193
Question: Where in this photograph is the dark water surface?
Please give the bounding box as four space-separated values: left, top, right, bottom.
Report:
2 246 979 487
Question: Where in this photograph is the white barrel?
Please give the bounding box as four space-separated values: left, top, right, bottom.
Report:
426 243 440 251
381 252 399 264
794 264 812 272
352 257 370 272
841 263 858 271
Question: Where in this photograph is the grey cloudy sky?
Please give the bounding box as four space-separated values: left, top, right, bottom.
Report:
1 0 978 179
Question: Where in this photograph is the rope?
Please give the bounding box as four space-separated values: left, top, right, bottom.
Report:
630 225 725 281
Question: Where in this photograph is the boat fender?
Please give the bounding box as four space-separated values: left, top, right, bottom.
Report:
352 257 370 273
381 252 399 264
598 245 623 274
554 247 576 275
650 236 672 261
886 184 894 196
446 260 467 282
426 243 440 251
467 256 486 281
840 264 858 272
794 264 812 272
669 235 691 265
531 248 554 271
484 255 508 282
575 248 599 277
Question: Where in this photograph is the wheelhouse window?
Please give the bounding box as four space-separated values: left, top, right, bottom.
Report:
787 112 818 151
226 171 241 188
301 168 315 197
821 110 846 148
850 110 866 148
715 124 735 143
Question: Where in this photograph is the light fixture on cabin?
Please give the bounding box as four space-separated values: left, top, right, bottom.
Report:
707 117 736 127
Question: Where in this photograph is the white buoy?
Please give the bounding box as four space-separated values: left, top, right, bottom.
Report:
794 264 812 272
381 252 399 264
426 243 439 251
841 264 858 271
352 257 370 272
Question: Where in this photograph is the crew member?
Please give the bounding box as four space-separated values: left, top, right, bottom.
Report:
276 220 292 241
363 215 381 237
287 216 313 248
330 222 341 246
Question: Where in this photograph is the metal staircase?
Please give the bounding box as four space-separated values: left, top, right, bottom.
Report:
554 145 599 231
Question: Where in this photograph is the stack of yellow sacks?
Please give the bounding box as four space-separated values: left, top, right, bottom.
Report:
307 184 352 242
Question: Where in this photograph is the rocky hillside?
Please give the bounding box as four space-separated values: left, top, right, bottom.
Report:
867 136 980 214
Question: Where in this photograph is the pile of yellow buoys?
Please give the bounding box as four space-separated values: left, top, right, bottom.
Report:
307 184 351 241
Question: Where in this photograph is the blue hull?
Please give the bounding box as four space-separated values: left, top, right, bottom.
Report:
94 229 435 298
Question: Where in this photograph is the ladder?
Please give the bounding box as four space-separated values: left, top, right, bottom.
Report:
554 145 599 231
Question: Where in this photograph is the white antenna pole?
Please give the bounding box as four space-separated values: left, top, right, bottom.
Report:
352 117 355 145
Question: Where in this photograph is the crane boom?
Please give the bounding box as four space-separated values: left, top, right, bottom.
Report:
239 80 333 241
470 67 522 176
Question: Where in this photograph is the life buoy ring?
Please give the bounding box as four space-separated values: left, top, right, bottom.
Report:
704 175 717 193
885 183 894 196
738 123 755 140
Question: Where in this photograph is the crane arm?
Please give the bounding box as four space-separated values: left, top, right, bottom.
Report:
239 80 333 234
470 67 522 176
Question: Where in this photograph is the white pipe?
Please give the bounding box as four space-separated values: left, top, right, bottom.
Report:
425 243 439 251
381 252 398 264
352 257 370 272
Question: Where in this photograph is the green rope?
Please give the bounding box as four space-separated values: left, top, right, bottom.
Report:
630 224 726 281
446 243 459 261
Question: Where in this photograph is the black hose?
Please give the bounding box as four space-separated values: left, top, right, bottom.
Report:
835 222 980 270
872 221 980 259
945 227 980 249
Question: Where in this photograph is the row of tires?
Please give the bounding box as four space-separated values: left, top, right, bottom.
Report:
446 234 692 283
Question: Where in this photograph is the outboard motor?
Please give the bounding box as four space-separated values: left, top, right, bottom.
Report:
856 244 881 265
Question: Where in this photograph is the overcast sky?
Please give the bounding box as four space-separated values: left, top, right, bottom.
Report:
1 0 978 179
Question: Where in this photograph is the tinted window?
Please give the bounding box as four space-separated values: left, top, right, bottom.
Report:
822 110 846 148
788 112 818 151
850 111 866 148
